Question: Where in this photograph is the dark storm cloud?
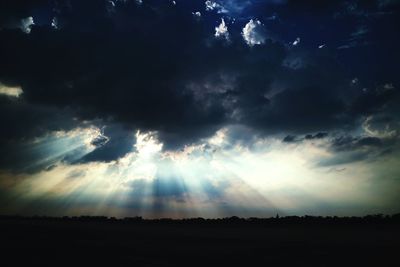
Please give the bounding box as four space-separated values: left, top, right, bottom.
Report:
331 135 392 152
283 132 328 143
305 132 328 140
0 94 83 172
282 135 297 143
350 85 397 115
316 131 399 166
0 0 399 169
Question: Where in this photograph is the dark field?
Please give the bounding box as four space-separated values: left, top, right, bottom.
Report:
1 216 399 267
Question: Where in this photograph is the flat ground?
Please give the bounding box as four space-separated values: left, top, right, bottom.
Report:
1 218 399 266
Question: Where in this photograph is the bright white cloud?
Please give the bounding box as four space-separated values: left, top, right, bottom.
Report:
51 17 58 29
192 11 202 18
242 19 266 46
215 18 229 40
292 37 300 46
205 1 228 13
20 17 35 34
205 0 253 14
135 131 162 159
0 83 23 97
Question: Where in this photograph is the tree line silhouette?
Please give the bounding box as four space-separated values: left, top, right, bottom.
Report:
1 213 399 225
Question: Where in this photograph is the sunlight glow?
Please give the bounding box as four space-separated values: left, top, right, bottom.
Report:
0 83 23 97
135 131 163 158
1 126 399 218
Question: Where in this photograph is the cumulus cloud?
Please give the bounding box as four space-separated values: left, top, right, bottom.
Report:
242 19 266 46
20 16 34 34
215 18 229 40
205 1 228 13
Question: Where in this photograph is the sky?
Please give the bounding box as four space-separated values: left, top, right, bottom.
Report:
0 0 399 218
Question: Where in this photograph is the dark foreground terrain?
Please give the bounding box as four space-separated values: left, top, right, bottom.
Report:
1 215 399 267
